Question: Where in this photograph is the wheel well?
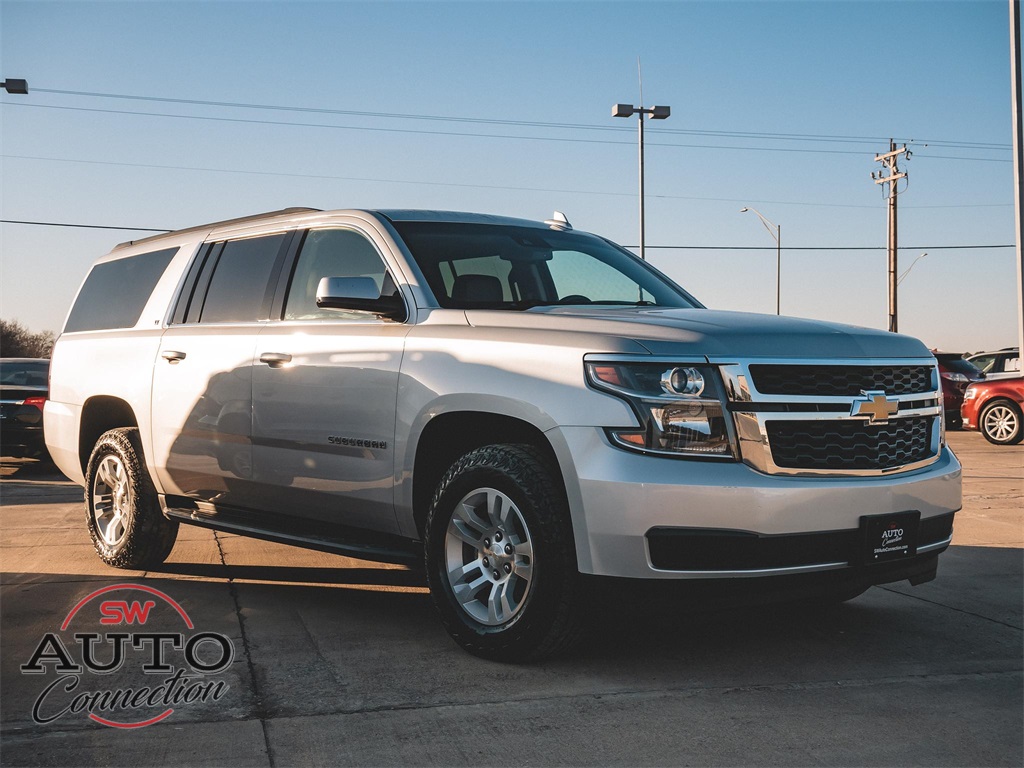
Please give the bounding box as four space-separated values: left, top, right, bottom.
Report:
79 396 139 473
412 412 559 537
981 397 1021 412
979 397 1022 421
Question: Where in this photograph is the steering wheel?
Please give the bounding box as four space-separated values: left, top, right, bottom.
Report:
557 294 592 305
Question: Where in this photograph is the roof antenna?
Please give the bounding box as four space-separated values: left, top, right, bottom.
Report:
545 211 572 231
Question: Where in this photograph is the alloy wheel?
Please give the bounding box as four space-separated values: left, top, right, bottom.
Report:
92 454 131 547
983 405 1019 442
444 487 535 626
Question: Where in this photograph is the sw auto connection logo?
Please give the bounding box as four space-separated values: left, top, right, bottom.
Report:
874 522 908 556
20 584 234 728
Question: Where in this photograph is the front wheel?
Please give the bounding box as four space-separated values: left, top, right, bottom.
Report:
979 400 1024 445
424 444 583 662
85 428 179 568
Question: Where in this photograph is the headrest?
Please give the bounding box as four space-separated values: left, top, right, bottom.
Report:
451 274 503 304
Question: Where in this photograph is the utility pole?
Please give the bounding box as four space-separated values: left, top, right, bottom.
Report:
872 140 910 333
1010 0 1023 360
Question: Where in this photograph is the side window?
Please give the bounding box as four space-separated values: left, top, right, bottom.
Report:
971 355 995 374
283 229 392 321
1006 356 1021 373
198 234 288 324
64 247 178 332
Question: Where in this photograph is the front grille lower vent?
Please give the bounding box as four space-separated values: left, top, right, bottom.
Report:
766 417 933 471
749 365 933 397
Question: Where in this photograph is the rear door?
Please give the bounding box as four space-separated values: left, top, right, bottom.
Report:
251 225 410 535
151 231 295 508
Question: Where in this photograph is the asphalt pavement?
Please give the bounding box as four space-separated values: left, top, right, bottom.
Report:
1 431 1021 767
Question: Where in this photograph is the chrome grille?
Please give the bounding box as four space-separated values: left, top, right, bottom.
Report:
721 358 943 476
748 364 933 397
765 417 933 471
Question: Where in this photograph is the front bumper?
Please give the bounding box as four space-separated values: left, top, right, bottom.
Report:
553 426 962 580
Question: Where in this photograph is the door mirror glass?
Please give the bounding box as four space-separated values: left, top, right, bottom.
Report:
316 277 406 320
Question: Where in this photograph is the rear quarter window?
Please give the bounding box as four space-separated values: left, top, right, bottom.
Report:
64 247 178 333
198 234 288 324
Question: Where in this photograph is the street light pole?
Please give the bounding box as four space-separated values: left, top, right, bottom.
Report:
0 78 28 94
638 107 645 262
740 207 782 315
613 103 670 260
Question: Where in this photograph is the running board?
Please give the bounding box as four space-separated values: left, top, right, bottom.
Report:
160 496 421 566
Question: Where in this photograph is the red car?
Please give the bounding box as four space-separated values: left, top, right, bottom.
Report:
934 352 985 429
962 376 1024 445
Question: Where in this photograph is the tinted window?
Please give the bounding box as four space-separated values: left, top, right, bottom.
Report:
936 355 983 377
0 360 49 386
199 235 287 324
284 229 390 321
392 222 698 310
64 248 178 332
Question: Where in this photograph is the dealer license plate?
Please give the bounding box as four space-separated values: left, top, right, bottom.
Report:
860 511 920 563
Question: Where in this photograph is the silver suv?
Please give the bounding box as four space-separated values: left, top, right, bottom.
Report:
46 207 962 660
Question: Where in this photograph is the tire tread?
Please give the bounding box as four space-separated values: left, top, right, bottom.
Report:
425 443 584 662
85 428 178 569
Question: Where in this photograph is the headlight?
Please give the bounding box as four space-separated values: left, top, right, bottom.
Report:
586 362 737 458
941 372 969 383
963 386 977 400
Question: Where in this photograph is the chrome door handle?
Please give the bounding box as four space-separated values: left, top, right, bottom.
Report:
161 350 186 363
260 352 292 368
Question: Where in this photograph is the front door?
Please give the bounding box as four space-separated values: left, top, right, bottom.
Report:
251 227 410 534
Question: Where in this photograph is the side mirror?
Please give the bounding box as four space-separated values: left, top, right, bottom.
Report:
315 277 406 321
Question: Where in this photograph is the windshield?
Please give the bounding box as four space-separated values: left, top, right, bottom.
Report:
0 360 49 386
392 222 701 310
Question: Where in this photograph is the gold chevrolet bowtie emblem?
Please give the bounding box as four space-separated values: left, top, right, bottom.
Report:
851 390 899 425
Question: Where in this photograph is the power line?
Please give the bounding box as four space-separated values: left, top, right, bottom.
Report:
0 219 170 232
628 244 1015 250
1 218 1014 251
0 102 1012 163
2 154 1013 210
29 87 1012 151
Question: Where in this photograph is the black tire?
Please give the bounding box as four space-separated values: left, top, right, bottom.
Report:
979 399 1024 445
85 428 178 568
424 444 583 662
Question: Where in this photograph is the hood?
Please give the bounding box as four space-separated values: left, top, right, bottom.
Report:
464 307 932 360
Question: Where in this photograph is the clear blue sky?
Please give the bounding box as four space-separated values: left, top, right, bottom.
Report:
1 0 1018 352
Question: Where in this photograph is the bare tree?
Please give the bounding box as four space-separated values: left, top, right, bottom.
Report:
1 319 55 358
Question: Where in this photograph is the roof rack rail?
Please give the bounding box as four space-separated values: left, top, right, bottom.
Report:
113 207 322 251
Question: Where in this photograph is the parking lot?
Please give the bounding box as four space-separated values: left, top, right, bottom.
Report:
1 431 1020 767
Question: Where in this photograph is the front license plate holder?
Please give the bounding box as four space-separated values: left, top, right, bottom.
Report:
860 511 920 564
